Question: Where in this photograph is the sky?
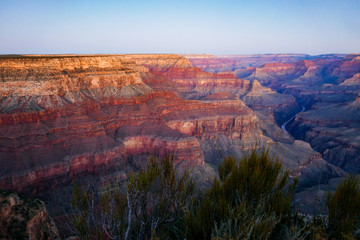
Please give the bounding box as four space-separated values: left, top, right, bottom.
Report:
0 0 359 55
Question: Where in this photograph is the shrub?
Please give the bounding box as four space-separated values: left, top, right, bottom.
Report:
185 148 298 240
69 149 304 239
327 175 360 239
69 156 195 239
126 156 195 239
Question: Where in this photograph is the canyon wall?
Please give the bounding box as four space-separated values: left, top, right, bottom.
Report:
131 55 345 192
1 53 354 219
187 53 360 178
0 55 262 197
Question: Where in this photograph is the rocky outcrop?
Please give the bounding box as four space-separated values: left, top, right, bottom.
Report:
242 80 295 108
245 62 309 88
0 55 149 97
0 55 151 113
349 94 360 110
340 73 360 86
0 190 59 239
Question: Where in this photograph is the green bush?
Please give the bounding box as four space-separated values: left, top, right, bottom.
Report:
69 149 309 239
126 156 195 239
185 148 299 240
69 156 195 239
327 175 360 239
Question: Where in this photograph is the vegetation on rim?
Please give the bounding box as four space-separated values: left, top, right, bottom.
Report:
68 148 360 240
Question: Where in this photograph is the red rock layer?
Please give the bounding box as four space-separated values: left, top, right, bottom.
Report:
0 55 262 194
130 54 252 97
0 55 148 98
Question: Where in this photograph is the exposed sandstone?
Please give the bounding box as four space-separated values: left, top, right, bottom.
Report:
0 55 148 97
0 55 262 196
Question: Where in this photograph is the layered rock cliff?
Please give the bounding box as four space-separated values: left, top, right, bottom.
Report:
0 55 262 197
186 53 360 178
148 55 345 190
130 54 252 99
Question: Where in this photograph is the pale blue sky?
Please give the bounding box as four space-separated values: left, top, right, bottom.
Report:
0 0 359 54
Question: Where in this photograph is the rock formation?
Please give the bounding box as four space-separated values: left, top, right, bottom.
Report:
130 54 252 99
186 54 360 169
183 53 360 213
0 55 261 197
1 53 354 220
0 190 59 239
340 73 360 86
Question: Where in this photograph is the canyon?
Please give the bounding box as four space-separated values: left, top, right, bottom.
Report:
0 53 359 233
187 53 360 212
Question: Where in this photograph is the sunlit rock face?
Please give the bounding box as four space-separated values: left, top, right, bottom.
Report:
0 55 262 195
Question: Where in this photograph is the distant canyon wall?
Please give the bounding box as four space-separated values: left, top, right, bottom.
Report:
187 53 360 174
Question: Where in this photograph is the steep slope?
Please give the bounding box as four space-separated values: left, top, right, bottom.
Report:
288 95 360 172
188 54 360 175
0 55 262 197
145 55 344 192
130 54 252 100
340 73 360 86
182 54 351 212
